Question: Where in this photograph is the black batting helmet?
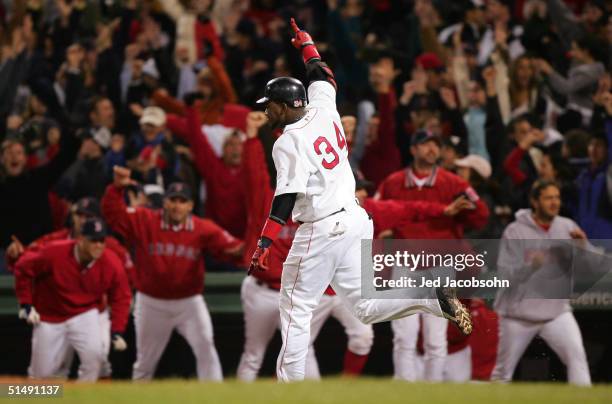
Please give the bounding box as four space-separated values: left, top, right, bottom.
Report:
256 77 307 108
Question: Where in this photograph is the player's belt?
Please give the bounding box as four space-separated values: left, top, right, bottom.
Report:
256 279 281 291
297 208 345 225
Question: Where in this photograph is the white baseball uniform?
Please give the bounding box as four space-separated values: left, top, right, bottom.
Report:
53 309 112 379
30 308 103 382
391 313 448 381
272 80 443 382
236 275 373 381
412 346 472 382
132 292 222 381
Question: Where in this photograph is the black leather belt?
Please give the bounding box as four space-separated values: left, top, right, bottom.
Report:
298 207 345 225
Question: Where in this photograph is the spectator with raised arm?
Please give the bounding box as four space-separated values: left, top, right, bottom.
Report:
166 101 247 238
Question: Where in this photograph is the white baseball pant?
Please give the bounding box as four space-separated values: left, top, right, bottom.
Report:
236 275 374 381
29 308 103 382
98 310 112 378
277 204 442 382
491 311 591 386
392 313 448 381
412 346 472 382
305 293 374 380
52 309 111 379
132 292 222 381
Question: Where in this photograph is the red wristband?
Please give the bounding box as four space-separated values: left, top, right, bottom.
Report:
301 45 320 64
261 218 283 242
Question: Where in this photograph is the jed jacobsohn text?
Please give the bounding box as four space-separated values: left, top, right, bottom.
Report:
372 251 486 272
373 276 510 289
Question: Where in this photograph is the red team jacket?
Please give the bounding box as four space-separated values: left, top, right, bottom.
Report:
377 166 493 379
101 184 241 299
10 228 136 284
166 107 247 238
361 198 448 237
13 240 131 333
376 166 489 239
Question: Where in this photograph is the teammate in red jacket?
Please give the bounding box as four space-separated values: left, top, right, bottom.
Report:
375 129 489 382
101 166 242 381
375 130 489 239
13 218 131 382
7 197 134 379
6 198 134 281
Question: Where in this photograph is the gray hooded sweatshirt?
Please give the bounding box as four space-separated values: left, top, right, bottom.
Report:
494 209 581 322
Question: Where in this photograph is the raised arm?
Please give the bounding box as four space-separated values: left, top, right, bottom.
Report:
207 56 237 104
546 68 599 97
243 112 274 219
546 0 583 48
184 104 223 182
250 18 330 274
290 18 338 109
101 166 150 245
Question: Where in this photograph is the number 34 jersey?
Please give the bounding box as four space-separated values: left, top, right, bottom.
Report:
272 80 356 223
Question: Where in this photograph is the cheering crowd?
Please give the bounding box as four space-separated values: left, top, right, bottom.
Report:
0 0 611 384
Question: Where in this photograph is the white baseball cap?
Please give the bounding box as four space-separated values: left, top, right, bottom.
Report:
139 106 166 127
454 154 492 179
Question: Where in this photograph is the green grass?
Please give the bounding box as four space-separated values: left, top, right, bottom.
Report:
7 378 612 404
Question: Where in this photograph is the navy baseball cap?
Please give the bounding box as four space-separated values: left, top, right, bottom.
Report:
411 129 442 146
165 182 193 201
74 197 100 217
81 217 107 241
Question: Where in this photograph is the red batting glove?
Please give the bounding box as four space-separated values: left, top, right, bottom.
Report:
249 240 270 275
290 18 320 63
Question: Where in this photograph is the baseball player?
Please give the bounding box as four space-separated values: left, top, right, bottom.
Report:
6 197 134 379
101 167 243 381
409 299 498 383
249 19 472 382
238 113 373 381
375 129 489 381
13 218 131 382
492 180 592 386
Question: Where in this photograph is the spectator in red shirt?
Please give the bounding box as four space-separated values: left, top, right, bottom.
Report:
167 103 247 238
101 166 243 381
13 218 131 382
359 55 402 188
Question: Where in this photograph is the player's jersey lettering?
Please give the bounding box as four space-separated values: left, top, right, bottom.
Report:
148 243 200 261
313 136 340 169
312 122 348 170
334 122 346 150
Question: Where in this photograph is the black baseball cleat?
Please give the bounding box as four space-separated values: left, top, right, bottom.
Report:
436 287 472 335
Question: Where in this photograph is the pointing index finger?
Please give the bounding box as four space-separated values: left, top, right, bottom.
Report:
290 18 300 34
